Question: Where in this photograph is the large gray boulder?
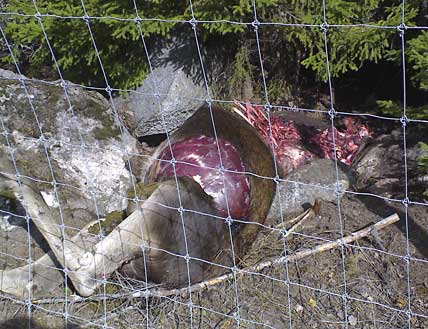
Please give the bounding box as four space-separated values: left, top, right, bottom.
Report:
268 159 354 220
0 74 139 224
0 68 21 80
353 130 428 201
115 64 206 138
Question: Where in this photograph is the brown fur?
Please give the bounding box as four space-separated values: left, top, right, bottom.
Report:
122 106 276 286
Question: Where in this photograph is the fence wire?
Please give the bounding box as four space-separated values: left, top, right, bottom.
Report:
0 0 427 328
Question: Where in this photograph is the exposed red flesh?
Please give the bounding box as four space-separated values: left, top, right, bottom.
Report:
233 102 315 173
157 135 250 219
310 117 372 165
234 102 372 174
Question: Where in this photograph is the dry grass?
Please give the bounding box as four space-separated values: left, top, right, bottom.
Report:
1 194 428 328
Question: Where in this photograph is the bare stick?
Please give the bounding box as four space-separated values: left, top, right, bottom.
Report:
251 199 319 252
275 199 321 237
32 212 400 303
150 213 400 297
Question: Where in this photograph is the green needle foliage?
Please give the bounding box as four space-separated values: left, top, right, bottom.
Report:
1 0 427 113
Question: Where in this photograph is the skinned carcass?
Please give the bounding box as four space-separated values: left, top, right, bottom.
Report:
0 105 276 298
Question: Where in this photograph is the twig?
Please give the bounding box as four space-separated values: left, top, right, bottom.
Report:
150 213 400 297
281 199 321 229
32 213 400 303
275 199 321 239
251 199 319 255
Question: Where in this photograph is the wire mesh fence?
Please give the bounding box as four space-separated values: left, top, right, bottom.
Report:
0 0 427 328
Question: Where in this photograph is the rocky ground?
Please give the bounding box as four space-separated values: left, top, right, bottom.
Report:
1 70 427 328
1 192 427 329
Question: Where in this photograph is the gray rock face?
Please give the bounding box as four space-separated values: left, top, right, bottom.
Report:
115 64 206 137
353 130 428 200
0 76 139 224
0 68 21 80
268 159 354 219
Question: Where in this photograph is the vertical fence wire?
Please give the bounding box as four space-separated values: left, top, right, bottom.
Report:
399 1 413 327
0 22 75 328
0 0 427 328
250 1 294 327
187 1 242 326
321 1 350 327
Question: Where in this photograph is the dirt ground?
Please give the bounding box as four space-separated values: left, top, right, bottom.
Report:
1 191 427 329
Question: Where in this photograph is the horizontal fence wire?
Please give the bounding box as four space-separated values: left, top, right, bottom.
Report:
0 0 427 328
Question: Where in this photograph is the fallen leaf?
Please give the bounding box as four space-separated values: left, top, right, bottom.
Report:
308 298 317 307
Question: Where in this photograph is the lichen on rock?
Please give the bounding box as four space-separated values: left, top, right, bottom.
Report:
0 73 140 230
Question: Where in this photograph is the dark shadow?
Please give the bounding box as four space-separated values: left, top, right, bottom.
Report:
336 61 428 113
139 133 167 147
0 317 80 329
1 196 51 255
148 26 238 86
357 194 428 260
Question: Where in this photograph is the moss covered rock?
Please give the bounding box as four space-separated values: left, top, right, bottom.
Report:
0 71 140 231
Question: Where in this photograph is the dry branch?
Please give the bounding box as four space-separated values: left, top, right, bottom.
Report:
33 212 399 303
149 212 400 297
275 199 321 239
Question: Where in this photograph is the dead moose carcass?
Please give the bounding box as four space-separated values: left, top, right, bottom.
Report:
0 106 276 298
